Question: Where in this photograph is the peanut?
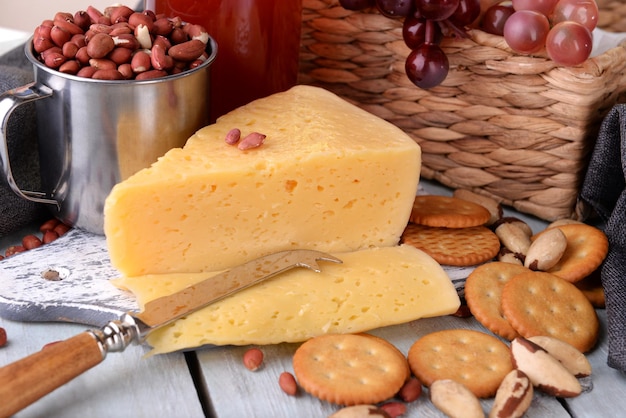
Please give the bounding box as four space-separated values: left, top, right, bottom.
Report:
53 222 70 236
51 25 71 47
135 69 168 80
379 402 406 418
22 235 43 250
118 63 133 79
39 218 60 233
131 51 152 73
108 5 135 24
76 66 97 78
278 372 298 396
62 41 79 58
73 11 91 31
43 50 67 68
0 327 7 347
151 44 173 71
42 230 60 244
90 63 120 75
5 245 26 257
242 347 264 371
33 5 211 81
89 58 117 70
86 32 115 58
238 132 266 150
153 17 174 36
398 377 422 402
224 128 241 145
108 47 132 65
168 39 206 61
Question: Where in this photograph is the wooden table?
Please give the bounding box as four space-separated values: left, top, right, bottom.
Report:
1 180 625 417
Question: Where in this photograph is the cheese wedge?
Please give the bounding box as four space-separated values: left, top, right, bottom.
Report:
115 245 460 353
104 85 421 276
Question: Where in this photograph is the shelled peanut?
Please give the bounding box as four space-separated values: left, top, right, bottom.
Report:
1 218 71 260
32 4 211 80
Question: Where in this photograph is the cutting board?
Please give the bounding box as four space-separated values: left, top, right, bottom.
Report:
0 229 473 327
0 229 134 327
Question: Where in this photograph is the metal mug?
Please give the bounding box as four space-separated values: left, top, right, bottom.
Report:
0 37 217 234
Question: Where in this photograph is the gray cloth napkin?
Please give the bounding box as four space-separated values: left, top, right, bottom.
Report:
0 44 47 236
580 104 626 372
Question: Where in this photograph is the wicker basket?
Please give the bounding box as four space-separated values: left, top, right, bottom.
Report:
299 0 626 221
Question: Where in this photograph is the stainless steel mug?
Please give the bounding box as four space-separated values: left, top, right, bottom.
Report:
0 38 217 234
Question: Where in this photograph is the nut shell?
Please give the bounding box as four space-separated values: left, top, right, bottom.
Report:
489 370 533 418
524 227 567 271
528 336 591 378
429 379 484 418
510 337 581 398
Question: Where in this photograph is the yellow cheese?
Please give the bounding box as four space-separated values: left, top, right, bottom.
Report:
115 244 460 353
104 85 421 276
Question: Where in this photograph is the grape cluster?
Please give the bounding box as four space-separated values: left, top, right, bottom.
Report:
339 0 481 89
482 0 598 66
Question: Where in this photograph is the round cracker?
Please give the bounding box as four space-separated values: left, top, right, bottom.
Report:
465 262 532 340
293 334 409 406
407 329 513 398
533 223 608 283
410 195 491 228
401 223 500 266
501 271 599 353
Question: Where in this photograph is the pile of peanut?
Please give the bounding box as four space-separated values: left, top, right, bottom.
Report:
1 219 70 260
33 5 211 80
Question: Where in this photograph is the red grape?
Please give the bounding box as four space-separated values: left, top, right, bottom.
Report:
545 20 592 66
403 15 443 49
339 0 376 10
551 0 598 31
503 10 550 54
512 0 559 16
376 0 414 17
481 2 515 35
415 0 461 21
448 0 482 27
405 43 449 89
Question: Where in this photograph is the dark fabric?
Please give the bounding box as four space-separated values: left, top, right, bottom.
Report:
580 105 626 372
0 44 47 236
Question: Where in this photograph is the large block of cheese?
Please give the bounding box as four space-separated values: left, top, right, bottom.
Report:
104 85 421 276
115 245 460 353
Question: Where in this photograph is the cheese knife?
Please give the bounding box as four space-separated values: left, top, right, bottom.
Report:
0 249 342 416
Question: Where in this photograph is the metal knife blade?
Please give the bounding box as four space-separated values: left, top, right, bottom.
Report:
131 249 343 336
0 249 341 417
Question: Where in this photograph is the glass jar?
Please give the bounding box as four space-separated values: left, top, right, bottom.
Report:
145 0 302 122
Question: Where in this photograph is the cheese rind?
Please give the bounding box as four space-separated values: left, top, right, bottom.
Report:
115 245 460 353
104 86 421 276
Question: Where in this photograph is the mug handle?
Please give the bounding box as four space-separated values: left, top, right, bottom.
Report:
0 81 60 208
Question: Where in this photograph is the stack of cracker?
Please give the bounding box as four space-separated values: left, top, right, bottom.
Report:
401 195 501 267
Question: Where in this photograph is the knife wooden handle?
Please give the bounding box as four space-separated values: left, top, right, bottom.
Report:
0 331 104 417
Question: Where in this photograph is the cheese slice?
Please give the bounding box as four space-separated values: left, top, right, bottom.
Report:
115 244 460 353
104 85 421 276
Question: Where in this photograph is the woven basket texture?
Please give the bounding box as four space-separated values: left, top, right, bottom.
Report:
299 0 626 221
